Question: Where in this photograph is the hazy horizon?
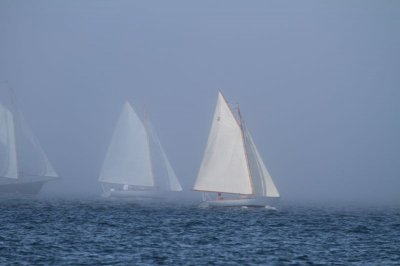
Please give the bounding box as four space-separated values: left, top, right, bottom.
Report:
1 1 399 205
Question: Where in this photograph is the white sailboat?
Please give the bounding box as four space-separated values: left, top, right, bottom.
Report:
193 92 280 207
98 102 182 199
0 102 59 195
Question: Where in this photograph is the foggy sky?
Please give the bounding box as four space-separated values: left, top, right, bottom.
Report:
1 1 399 204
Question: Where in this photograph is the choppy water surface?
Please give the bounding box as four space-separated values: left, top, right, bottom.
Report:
0 199 399 265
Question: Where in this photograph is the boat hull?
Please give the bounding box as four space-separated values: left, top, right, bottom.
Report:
0 181 45 196
199 198 276 208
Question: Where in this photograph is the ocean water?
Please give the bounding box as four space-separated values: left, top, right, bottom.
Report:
0 199 399 265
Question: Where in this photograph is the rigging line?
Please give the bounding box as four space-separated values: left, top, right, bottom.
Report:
142 108 156 187
237 104 256 196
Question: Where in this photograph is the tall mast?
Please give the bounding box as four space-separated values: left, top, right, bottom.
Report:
142 107 156 187
5 81 20 178
237 104 255 195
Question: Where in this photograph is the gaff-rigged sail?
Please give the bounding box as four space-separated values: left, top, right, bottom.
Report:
194 92 280 198
0 103 58 181
99 102 182 191
99 102 154 187
194 92 253 195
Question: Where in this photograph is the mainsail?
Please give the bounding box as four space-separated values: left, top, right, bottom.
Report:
99 101 182 191
194 92 280 198
0 103 58 181
99 102 154 187
194 92 253 195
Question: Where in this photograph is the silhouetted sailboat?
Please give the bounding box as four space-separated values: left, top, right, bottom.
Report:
99 102 182 199
193 92 280 207
0 94 58 196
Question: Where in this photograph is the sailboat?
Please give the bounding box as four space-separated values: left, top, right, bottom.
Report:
0 99 59 196
193 92 280 207
98 101 182 199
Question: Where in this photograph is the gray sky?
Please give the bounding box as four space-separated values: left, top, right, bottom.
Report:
1 1 399 203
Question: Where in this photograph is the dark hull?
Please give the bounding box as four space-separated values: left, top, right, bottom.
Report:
0 181 45 196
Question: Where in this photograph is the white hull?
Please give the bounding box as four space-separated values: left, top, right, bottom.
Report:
199 198 277 208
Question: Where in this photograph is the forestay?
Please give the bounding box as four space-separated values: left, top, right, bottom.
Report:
194 92 253 195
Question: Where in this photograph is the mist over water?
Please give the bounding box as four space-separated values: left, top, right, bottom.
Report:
0 1 399 205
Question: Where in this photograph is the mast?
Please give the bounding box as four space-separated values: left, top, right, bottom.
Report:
236 104 255 196
6 82 20 179
142 108 156 188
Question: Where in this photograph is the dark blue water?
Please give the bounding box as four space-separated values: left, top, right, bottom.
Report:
0 199 399 265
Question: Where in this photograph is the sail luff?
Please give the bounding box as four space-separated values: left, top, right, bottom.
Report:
4 87 58 179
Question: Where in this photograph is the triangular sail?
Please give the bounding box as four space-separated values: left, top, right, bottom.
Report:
194 92 253 195
146 121 182 191
15 110 58 179
244 128 280 197
0 104 18 179
161 148 183 191
99 102 154 187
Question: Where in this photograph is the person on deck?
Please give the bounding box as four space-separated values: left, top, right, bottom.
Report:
217 192 224 200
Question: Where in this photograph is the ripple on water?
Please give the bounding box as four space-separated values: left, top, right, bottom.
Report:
0 199 399 265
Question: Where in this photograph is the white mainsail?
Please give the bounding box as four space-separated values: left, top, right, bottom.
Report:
0 104 18 179
0 103 58 181
194 92 253 195
194 92 280 198
99 102 154 187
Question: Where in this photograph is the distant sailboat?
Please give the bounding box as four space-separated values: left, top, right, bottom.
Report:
99 102 182 199
193 92 280 207
0 97 59 195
